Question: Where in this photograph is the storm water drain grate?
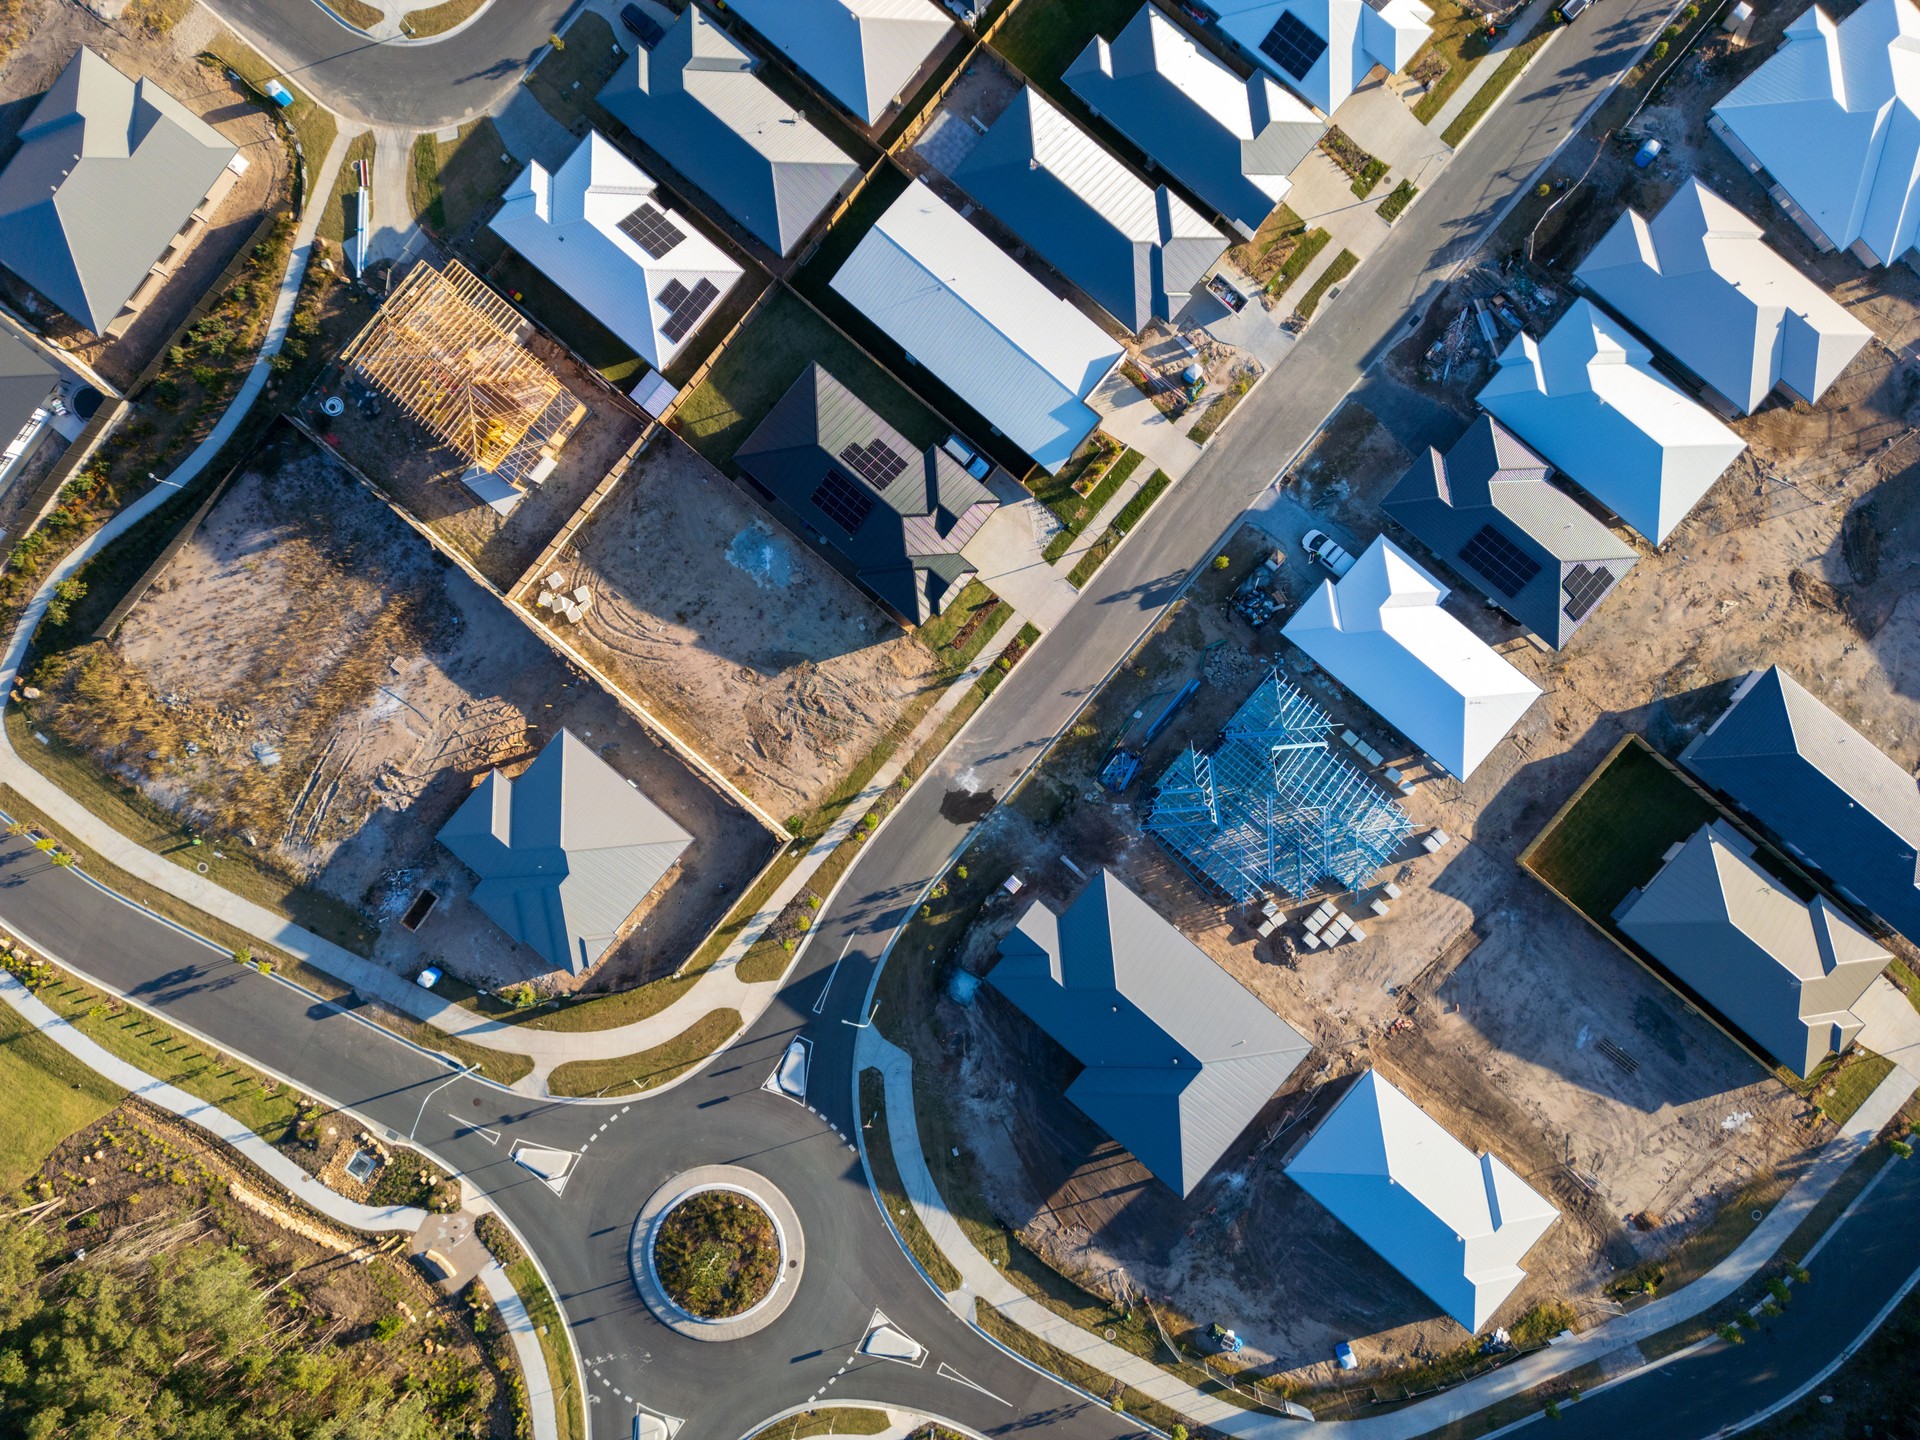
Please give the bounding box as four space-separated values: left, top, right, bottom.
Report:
1597 1038 1639 1074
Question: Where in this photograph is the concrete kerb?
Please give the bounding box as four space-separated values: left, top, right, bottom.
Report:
629 1166 805 1340
303 0 501 46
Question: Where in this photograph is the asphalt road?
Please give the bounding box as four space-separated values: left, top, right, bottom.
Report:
196 0 575 128
0 3 1753 1440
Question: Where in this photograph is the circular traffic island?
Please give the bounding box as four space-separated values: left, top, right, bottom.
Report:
631 1165 804 1340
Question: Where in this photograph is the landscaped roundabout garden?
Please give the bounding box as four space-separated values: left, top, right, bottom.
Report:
652 1188 783 1319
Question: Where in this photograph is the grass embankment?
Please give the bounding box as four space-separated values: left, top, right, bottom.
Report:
1409 0 1496 122
750 1411 892 1440
316 131 376 248
402 0 490 37
203 33 338 193
1067 469 1171 588
859 1069 964 1291
524 13 623 132
412 119 515 237
1037 446 1143 562
545 1009 742 1097
1294 250 1358 321
975 1303 1196 1435
1442 27 1554 147
0 996 124 1194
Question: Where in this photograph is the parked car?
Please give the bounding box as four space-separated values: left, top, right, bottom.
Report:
1559 0 1595 18
621 3 664 48
1302 529 1356 577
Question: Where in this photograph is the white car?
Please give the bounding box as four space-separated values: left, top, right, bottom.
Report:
1302 529 1356 578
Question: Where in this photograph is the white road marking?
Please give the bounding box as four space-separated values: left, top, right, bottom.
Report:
447 1115 501 1145
937 1363 1012 1407
812 938 853 1014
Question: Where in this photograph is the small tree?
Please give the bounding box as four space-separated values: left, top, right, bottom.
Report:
50 851 76 869
1212 554 1231 570
1718 1323 1745 1345
1891 1137 1914 1159
1109 1398 1126 1416
232 947 252 967
1171 1427 1188 1440
548 32 565 49
1544 1401 1561 1420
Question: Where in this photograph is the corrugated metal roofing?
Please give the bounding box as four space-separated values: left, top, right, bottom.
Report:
830 179 1123 472
988 870 1312 1196
727 0 950 124
1212 0 1433 115
0 47 237 333
1577 179 1872 413
1477 299 1748 544
1280 536 1543 779
1286 1069 1559 1332
438 730 693 974
490 132 743 369
1682 666 1920 945
596 9 860 254
1065 7 1323 239
1381 416 1637 648
1711 0 1920 266
0 323 57 446
1614 819 1890 1076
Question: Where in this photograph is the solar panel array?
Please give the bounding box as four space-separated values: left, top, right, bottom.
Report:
618 202 686 259
1561 563 1616 622
839 437 909 488
1259 12 1328 80
810 471 876 535
1459 523 1542 597
657 277 721 344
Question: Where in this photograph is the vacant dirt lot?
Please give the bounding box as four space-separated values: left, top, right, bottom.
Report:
32 431 770 991
555 432 945 822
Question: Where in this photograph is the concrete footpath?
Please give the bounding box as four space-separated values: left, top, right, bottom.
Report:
858 1025 1919 1440
0 965 561 1440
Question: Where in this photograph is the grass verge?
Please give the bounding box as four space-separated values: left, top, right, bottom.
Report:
1409 0 1495 122
1188 375 1252 444
975 1302 1198 1435
1442 27 1554 147
858 1068 963 1291
504 1255 585 1440
328 0 383 28
1067 469 1171 588
546 1009 742 1097
1294 250 1358 321
202 34 338 197
1377 179 1419 223
316 131 376 248
412 119 515 237
1038 448 1143 562
749 1411 891 1440
524 13 623 132
402 0 489 37
0 993 124 1194
1270 228 1330 298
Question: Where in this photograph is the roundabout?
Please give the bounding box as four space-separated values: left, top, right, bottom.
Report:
630 1165 805 1341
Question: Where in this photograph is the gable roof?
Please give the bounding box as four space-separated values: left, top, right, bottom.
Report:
830 179 1124 472
1477 299 1748 544
989 870 1313 1196
1682 666 1920 946
1212 0 1433 115
1576 179 1872 413
726 0 950 124
734 364 997 623
596 9 861 254
1711 0 1920 266
1286 1070 1559 1332
438 730 693 975
1381 416 1638 648
0 47 237 333
489 132 743 370
1615 820 1891 1077
954 86 1225 331
0 323 58 445
1065 7 1324 239
1280 535 1542 779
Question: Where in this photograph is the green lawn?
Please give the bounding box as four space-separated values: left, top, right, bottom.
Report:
1521 738 1720 926
1271 228 1331 297
989 0 1146 89
1443 26 1554 147
672 286 944 472
859 1069 963 1290
0 997 124 1196
412 119 517 237
1295 249 1358 321
1067 469 1171 587
1033 445 1142 562
1890 958 1920 1016
1409 0 1497 123
1810 1052 1897 1127
1377 179 1419 223
316 131 376 249
525 12 624 132
547 1009 742 1097
503 1256 586 1440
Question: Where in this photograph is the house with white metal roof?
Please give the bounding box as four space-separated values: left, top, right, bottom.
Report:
1280 536 1542 780
1710 0 1920 267
1065 6 1325 239
990 870 1313 1196
1575 180 1871 414
954 86 1226 331
1285 1069 1559 1332
490 132 743 372
597 7 861 254
1212 0 1433 116
1615 819 1892 1077
1477 299 1748 544
726 0 951 125
830 179 1124 473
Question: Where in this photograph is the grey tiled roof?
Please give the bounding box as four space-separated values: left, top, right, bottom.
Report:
1380 415 1637 648
438 730 693 975
988 870 1312 1196
0 48 236 333
735 364 995 624
1682 666 1920 946
596 8 860 254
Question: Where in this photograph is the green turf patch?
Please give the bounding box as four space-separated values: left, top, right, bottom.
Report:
1270 228 1331 297
1067 469 1171 588
411 118 516 237
1294 249 1358 321
1377 179 1419 223
0 995 124 1195
988 0 1143 90
1442 27 1553 147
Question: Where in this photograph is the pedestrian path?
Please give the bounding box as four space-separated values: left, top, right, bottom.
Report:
1089 367 1202 481
1425 0 1561 141
857 1022 1919 1440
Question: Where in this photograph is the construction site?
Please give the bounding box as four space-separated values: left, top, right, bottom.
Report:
881 519 1838 1395
21 428 770 994
309 260 641 592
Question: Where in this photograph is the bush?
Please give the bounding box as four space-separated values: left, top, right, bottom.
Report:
1719 1323 1745 1344
232 947 252 966
371 1314 404 1341
1891 1137 1913 1158
1651 39 1669 59
1212 554 1231 570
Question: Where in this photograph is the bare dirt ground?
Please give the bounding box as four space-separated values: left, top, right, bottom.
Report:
33 431 770 993
0 3 285 386
309 319 648 593
557 432 944 822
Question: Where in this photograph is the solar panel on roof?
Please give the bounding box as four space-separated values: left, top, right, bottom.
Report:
1561 563 1617 622
839 438 909 487
811 471 876 535
1259 11 1328 80
657 277 720 344
617 202 686 259
1458 524 1542 598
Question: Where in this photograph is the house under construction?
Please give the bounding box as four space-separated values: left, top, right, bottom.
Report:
1148 669 1413 904
339 260 586 513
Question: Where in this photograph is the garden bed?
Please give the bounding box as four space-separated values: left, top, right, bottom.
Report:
653 1188 782 1318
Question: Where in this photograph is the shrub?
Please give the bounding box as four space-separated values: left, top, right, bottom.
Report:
232 947 252 966
1545 1402 1561 1420
1651 39 1669 59
1536 182 1552 197
1891 1137 1913 1158
1212 554 1231 570
1719 1323 1745 1344
371 1314 404 1341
